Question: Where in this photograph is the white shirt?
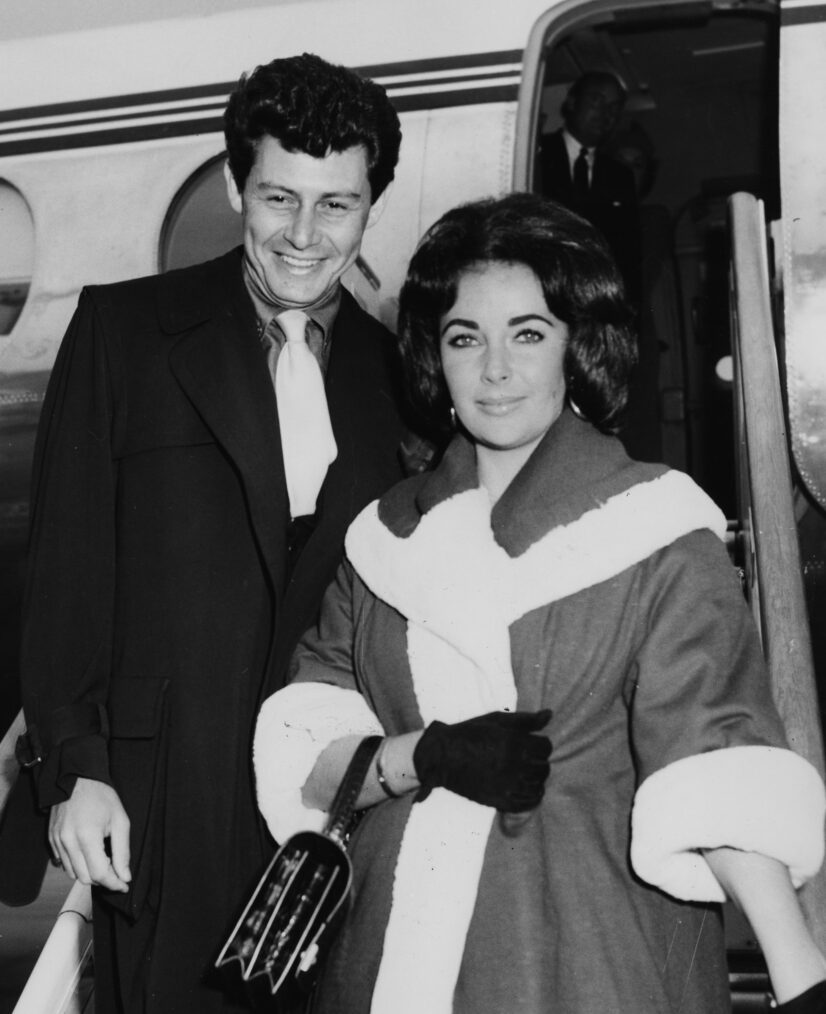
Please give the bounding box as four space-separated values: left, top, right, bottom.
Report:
562 128 593 185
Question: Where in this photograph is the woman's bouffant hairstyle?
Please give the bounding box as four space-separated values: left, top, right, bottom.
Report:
224 52 401 200
397 192 637 440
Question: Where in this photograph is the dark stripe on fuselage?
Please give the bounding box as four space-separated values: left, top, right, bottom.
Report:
0 51 523 157
0 73 520 139
0 82 236 126
358 49 523 78
780 2 826 23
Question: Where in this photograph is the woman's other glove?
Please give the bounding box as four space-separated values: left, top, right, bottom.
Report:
775 981 826 1013
413 709 552 812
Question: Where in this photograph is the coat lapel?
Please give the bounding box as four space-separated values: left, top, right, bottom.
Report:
270 290 405 686
544 131 575 199
159 266 405 691
355 412 728 630
316 289 393 532
163 250 289 598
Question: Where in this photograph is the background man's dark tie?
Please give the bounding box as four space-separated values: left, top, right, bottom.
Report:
573 146 590 197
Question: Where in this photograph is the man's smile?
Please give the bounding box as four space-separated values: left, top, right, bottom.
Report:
277 253 324 273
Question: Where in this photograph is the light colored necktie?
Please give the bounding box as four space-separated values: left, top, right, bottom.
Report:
273 308 337 518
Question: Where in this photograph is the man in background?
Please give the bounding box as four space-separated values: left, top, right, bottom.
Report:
539 71 662 459
17 53 410 1012
538 70 640 299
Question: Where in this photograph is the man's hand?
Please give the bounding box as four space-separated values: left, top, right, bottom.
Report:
49 777 131 892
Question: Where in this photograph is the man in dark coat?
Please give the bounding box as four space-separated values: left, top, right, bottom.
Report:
16 53 412 1013
537 71 640 298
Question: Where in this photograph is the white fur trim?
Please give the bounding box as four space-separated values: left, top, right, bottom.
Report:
253 683 383 842
407 621 516 724
370 623 510 1010
631 745 826 902
371 790 493 1014
372 595 514 1013
505 470 727 620
346 472 727 636
342 470 727 1012
347 489 513 680
349 491 517 1013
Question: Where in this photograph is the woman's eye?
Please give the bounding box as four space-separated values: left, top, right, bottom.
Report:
514 328 545 344
446 332 479 348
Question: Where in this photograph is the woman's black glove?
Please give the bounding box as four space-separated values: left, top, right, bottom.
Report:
413 709 552 812
775 981 826 1013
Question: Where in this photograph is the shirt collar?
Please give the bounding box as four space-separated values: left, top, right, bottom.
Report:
562 128 593 165
242 264 342 342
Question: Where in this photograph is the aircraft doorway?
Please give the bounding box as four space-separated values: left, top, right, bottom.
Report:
521 0 779 519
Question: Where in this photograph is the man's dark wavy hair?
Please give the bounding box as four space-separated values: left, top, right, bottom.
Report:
397 192 637 441
224 52 401 201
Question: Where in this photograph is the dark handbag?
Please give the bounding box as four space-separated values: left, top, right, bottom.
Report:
216 735 382 1008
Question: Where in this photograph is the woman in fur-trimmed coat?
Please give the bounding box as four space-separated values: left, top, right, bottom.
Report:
253 195 826 1014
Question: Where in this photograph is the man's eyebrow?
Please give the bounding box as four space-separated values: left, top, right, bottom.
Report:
255 182 363 201
255 181 294 192
319 190 363 201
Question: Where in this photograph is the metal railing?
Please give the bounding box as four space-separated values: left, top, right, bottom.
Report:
0 714 93 1014
11 880 93 1014
729 191 826 949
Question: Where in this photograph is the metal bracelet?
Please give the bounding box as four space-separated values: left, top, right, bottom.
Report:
375 738 402 799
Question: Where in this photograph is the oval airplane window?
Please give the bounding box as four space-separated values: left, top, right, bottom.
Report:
0 182 34 335
160 155 242 272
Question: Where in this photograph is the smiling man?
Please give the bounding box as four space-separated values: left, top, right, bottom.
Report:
17 53 410 1013
228 138 385 309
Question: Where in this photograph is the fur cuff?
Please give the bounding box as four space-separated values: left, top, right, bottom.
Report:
631 746 826 901
253 683 383 843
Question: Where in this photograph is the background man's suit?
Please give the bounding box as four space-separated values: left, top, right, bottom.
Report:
19 247 408 1012
538 130 640 298
538 129 662 460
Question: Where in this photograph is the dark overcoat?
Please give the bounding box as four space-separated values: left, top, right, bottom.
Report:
16 248 408 1012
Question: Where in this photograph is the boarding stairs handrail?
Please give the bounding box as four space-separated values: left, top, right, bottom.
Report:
728 191 826 949
11 879 93 1014
0 712 93 1014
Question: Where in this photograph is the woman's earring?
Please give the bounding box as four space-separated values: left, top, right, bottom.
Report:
449 406 457 428
568 397 587 421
